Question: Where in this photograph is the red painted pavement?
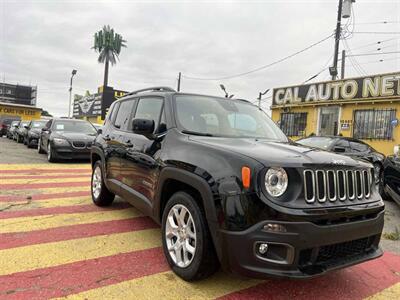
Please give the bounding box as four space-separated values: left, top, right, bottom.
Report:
220 252 400 300
0 247 168 299
0 190 90 202
0 174 90 180
0 216 158 250
0 181 89 190
0 168 90 174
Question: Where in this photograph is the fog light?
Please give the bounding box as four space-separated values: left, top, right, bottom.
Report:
259 243 269 254
263 223 287 233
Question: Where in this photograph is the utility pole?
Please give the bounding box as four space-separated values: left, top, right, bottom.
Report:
330 0 354 80
341 50 346 79
258 89 270 108
68 69 77 118
330 0 343 80
177 72 181 92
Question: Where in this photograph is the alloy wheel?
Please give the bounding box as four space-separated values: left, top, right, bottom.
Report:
165 204 197 268
92 165 102 199
47 144 51 160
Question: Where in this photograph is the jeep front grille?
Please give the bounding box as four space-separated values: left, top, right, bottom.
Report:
303 168 372 204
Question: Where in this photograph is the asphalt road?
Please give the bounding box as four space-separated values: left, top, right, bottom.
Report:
0 136 399 299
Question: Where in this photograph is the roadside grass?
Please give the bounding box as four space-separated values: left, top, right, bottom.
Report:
383 227 400 241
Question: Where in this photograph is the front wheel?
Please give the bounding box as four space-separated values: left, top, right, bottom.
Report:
161 191 218 281
47 143 57 162
91 161 115 206
37 138 45 154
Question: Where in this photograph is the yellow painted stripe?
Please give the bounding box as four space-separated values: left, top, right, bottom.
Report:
0 229 161 276
0 172 91 178
1 177 90 184
0 196 93 211
61 271 262 300
0 208 140 233
0 164 91 170
366 282 400 299
0 186 89 197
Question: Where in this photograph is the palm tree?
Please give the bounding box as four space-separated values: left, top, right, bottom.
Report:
93 25 127 88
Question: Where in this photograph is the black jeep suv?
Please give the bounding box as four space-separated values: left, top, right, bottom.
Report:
91 87 384 281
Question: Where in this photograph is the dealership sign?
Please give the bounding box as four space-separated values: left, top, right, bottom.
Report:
273 72 400 106
73 92 102 117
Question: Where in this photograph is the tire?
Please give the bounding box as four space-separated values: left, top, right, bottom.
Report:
161 191 219 281
37 138 45 154
91 160 115 206
47 142 57 162
23 137 27 145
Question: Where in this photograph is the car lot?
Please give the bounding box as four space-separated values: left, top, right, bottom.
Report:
0 137 400 299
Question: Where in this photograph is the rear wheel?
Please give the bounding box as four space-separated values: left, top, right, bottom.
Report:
161 191 218 281
91 161 115 206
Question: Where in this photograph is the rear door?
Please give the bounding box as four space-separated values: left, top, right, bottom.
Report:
105 98 137 186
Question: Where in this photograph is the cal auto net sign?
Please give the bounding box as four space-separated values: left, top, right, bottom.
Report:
272 72 400 106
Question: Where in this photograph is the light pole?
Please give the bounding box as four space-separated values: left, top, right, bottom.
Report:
258 89 270 108
329 0 354 80
68 69 77 118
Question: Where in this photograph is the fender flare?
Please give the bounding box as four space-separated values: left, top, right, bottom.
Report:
155 166 222 258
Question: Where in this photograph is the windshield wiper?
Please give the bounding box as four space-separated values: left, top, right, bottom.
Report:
182 130 214 137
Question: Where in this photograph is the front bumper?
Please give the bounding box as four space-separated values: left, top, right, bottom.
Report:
219 210 384 279
52 144 91 160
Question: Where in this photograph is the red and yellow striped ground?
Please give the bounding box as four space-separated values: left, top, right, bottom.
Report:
0 163 399 299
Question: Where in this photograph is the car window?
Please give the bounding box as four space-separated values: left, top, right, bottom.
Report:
335 139 351 152
53 120 97 134
350 141 369 153
114 99 135 130
134 98 163 132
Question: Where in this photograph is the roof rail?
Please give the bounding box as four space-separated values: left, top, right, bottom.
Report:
124 86 176 97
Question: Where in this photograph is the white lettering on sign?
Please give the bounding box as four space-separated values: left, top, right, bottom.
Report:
273 72 400 105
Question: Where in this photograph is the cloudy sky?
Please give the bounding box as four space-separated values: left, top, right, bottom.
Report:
1 0 399 116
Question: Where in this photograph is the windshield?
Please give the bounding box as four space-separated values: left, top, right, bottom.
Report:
32 121 47 128
297 137 335 150
53 120 97 134
174 95 287 141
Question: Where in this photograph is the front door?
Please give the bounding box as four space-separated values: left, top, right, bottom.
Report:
318 106 340 136
120 96 165 214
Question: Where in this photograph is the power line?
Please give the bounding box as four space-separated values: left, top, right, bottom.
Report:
347 51 400 57
355 21 400 25
183 33 334 81
352 31 400 34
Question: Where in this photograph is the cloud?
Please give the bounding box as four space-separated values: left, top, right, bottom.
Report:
1 0 399 116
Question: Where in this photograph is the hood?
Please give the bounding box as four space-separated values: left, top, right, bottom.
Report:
53 132 96 141
189 136 371 168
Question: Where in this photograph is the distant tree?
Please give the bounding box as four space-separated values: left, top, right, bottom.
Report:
41 110 53 117
92 25 127 89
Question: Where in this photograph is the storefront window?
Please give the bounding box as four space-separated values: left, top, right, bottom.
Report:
280 112 307 137
353 109 396 140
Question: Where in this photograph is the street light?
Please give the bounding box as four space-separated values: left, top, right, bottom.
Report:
258 89 270 108
68 69 77 118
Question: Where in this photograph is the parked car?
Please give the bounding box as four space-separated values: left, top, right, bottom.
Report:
7 120 20 139
382 145 400 205
0 117 20 137
15 121 30 143
296 136 385 193
90 87 384 281
38 118 97 162
24 120 48 148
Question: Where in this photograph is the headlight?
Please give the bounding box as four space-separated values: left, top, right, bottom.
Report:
264 167 288 197
53 138 69 145
373 164 381 183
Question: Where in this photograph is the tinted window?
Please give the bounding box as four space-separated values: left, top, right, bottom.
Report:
297 137 335 150
114 100 135 130
335 139 351 152
350 141 369 152
134 98 163 129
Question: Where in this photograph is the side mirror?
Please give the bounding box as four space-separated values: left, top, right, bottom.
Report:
333 146 346 153
41 127 49 132
132 119 154 138
24 125 29 129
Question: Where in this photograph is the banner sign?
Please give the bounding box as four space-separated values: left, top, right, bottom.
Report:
0 83 37 106
73 93 102 117
272 72 400 106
